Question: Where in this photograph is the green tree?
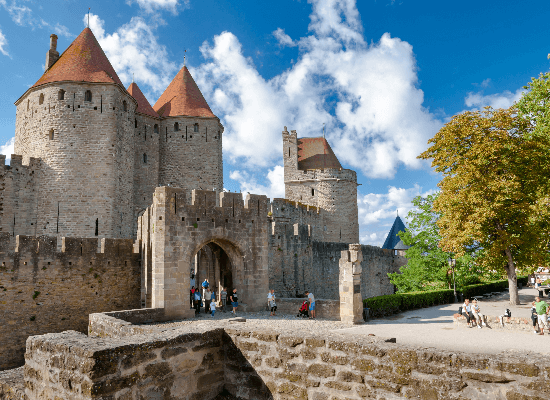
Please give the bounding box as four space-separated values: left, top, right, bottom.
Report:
388 193 480 293
419 106 550 304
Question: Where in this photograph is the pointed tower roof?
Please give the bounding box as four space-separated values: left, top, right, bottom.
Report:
153 66 216 118
32 27 123 88
381 215 407 250
297 137 342 170
127 82 158 118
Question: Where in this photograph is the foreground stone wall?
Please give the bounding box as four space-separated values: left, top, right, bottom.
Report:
0 234 141 371
3 318 550 400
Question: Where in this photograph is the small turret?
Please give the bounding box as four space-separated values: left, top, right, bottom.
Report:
45 34 59 70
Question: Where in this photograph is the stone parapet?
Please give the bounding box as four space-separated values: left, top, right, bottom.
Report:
454 313 537 332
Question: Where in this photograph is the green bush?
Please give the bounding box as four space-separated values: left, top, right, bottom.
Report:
364 277 527 318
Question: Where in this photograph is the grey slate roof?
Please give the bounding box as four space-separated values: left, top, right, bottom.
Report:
381 216 407 250
394 240 410 250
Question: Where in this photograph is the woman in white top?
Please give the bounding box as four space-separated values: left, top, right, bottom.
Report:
471 300 486 329
267 289 277 316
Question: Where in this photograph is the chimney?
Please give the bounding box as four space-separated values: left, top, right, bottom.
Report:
45 34 59 71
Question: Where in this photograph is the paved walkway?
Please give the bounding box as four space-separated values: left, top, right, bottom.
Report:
339 287 550 355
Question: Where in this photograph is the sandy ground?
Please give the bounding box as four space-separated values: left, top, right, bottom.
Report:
339 287 550 355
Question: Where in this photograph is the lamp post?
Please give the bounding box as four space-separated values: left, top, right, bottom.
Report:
449 258 457 303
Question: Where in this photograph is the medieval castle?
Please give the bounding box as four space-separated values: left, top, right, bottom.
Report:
0 27 404 372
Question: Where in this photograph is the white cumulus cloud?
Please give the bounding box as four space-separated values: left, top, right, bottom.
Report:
465 88 525 110
194 0 443 178
86 13 178 95
0 137 15 164
125 0 187 14
273 28 296 47
229 165 285 200
0 28 9 57
358 184 436 246
0 0 32 26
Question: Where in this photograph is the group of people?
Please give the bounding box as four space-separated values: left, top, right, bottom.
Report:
462 296 550 335
190 276 239 317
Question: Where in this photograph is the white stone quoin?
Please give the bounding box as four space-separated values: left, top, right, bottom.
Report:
339 243 363 324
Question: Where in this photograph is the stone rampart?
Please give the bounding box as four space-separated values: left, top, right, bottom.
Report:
0 234 141 371
3 316 550 400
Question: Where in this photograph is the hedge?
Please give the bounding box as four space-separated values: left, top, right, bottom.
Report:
364 276 528 318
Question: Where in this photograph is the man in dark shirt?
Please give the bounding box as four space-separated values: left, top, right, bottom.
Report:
230 289 239 315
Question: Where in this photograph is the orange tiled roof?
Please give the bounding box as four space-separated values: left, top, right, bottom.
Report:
297 137 342 170
127 82 158 118
32 27 123 88
153 66 216 118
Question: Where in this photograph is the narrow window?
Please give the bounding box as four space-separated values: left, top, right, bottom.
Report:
144 125 147 141
135 119 137 128
58 90 65 100
48 129 54 140
288 147 290 157
27 100 30 111
194 123 198 132
174 122 179 132
39 93 44 105
84 90 92 102
100 95 103 113
154 124 159 134
95 218 98 236
166 127 168 142
123 101 127 112
311 188 315 196
143 153 147 163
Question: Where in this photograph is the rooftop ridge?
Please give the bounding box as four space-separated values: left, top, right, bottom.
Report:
127 82 159 118
153 66 216 118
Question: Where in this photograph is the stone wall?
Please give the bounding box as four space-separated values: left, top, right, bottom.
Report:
275 298 340 320
159 116 223 191
14 82 137 239
0 234 141 371
4 319 550 400
282 128 359 244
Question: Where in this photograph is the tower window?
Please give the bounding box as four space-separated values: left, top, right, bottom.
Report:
27 100 30 111
154 124 159 134
84 90 92 102
135 119 137 128
123 101 127 112
58 90 65 100
311 188 315 196
194 123 199 132
39 93 44 105
174 122 179 132
143 153 147 163
95 218 98 236
48 129 54 140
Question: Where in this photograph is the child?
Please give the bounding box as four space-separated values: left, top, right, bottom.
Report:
210 300 216 317
531 301 538 334
297 300 308 318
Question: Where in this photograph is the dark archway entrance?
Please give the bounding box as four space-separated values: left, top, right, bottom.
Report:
191 242 233 311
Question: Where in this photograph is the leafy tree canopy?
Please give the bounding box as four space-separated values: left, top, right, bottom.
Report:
388 193 487 293
419 106 550 304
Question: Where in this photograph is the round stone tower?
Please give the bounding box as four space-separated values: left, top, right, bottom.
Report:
14 28 137 238
282 128 359 243
154 66 224 192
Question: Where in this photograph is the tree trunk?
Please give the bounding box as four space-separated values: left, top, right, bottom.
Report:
504 247 519 305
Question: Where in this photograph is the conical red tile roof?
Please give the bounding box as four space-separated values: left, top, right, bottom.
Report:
127 82 158 118
153 66 215 118
32 27 123 88
297 137 342 170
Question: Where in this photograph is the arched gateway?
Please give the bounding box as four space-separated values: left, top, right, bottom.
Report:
137 187 269 320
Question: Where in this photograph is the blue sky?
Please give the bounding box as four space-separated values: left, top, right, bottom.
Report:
0 0 548 246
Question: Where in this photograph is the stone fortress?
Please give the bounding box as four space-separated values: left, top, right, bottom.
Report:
0 26 408 397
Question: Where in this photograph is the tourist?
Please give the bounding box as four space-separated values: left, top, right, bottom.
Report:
268 289 277 316
535 296 549 335
202 279 209 303
210 300 216 317
305 291 316 319
230 289 239 315
531 301 538 334
462 299 474 327
190 273 195 290
221 287 227 312
190 286 195 306
297 300 308 318
204 288 212 314
471 300 486 329
193 289 201 316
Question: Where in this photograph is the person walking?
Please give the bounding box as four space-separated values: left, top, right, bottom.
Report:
221 287 228 312
230 288 239 315
210 300 216 317
305 291 316 319
193 289 201 316
267 289 277 316
535 297 549 335
202 279 209 304
204 288 212 314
